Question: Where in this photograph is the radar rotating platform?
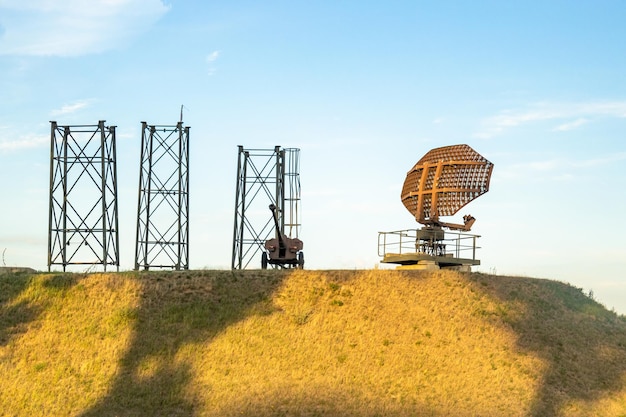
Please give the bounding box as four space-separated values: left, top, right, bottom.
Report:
378 144 494 270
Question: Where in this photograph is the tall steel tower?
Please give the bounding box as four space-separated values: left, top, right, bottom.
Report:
231 146 301 269
47 121 119 272
134 122 190 270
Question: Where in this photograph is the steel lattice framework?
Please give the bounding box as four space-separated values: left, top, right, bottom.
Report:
401 144 493 226
134 122 190 270
232 146 301 269
48 121 119 272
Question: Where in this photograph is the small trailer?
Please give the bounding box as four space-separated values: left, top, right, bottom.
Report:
262 204 304 269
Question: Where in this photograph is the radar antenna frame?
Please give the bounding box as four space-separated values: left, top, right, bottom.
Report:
380 144 493 270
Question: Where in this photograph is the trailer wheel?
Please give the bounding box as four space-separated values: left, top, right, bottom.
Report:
261 252 268 269
297 252 304 269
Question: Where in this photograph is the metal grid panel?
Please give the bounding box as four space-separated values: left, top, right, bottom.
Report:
401 144 493 224
283 148 301 239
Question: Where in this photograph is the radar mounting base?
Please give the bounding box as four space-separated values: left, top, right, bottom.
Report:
378 227 481 271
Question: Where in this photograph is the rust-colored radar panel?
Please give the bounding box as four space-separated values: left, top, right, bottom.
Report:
401 144 493 225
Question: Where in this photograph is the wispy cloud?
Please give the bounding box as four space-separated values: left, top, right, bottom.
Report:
0 0 170 56
553 118 588 131
474 101 626 139
206 50 220 75
50 99 93 116
0 133 48 152
206 50 220 62
498 152 626 181
570 152 626 168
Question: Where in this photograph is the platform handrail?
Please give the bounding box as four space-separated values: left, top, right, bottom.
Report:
378 229 481 260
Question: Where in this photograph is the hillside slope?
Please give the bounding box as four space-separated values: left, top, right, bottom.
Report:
1 269 625 416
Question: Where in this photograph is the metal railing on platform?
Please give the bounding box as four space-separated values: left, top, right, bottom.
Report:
378 229 481 260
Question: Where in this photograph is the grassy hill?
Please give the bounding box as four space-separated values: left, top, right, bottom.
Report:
1 269 626 416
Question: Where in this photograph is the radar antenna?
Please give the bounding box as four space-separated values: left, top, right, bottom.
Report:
378 144 494 271
401 144 493 231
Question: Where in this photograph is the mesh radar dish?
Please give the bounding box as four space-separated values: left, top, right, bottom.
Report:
378 144 494 271
401 144 493 231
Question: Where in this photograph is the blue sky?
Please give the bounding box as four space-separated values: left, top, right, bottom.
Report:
1 1 625 312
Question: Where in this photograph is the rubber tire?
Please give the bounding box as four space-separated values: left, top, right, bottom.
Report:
297 252 304 269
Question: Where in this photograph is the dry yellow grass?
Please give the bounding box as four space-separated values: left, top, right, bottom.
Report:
1 269 625 416
0 273 141 415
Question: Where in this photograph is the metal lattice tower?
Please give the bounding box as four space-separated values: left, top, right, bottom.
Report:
48 121 119 272
232 146 301 269
134 122 190 270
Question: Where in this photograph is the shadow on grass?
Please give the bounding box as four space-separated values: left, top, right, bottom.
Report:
472 273 626 417
0 272 78 346
79 270 289 417
214 390 441 417
0 272 37 346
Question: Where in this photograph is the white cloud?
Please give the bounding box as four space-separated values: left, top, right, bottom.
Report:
0 0 170 56
553 118 588 131
571 152 626 168
473 101 626 139
578 101 626 117
206 50 220 75
0 133 48 151
50 99 93 116
526 160 560 171
206 50 220 62
552 173 575 182
497 152 626 182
